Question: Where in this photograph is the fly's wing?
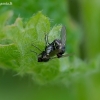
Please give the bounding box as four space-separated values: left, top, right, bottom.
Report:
60 26 66 47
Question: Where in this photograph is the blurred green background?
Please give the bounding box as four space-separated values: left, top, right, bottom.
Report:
0 0 100 100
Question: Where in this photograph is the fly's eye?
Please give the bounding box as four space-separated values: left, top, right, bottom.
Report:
54 41 59 49
38 57 42 62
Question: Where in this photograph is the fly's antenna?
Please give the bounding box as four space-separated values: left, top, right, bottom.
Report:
30 50 38 56
31 43 42 52
44 33 50 46
31 42 42 56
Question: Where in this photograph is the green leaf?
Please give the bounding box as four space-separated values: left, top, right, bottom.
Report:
0 11 13 27
1 11 99 85
1 11 70 84
0 43 20 69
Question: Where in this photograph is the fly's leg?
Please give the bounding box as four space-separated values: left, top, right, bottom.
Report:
45 33 50 46
51 53 73 59
57 53 63 58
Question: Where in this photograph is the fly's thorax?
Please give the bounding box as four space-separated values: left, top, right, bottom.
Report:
45 43 54 55
53 39 62 49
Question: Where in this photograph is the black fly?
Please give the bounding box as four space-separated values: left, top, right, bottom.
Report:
31 26 70 62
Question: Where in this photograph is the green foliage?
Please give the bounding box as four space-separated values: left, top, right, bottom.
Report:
0 11 100 86
0 0 100 100
80 0 100 59
0 0 67 25
0 11 70 84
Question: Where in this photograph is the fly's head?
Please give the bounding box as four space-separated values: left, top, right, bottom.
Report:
38 51 50 62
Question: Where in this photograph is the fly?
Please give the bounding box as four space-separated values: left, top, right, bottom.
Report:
31 26 71 62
